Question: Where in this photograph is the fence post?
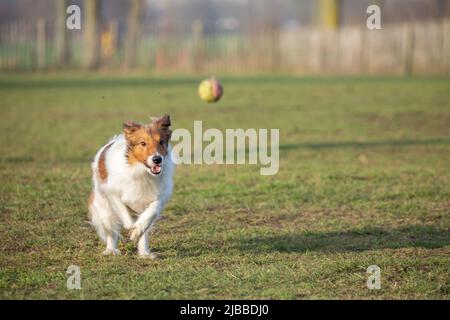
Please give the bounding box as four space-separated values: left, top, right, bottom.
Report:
192 20 205 73
442 19 449 75
360 28 368 75
55 0 68 66
269 28 281 73
402 24 415 76
36 17 46 70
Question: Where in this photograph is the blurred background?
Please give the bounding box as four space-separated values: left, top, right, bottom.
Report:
0 0 449 75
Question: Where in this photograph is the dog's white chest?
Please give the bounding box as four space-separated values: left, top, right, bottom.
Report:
120 177 160 213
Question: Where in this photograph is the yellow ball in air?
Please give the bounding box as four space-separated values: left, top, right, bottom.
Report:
198 78 223 103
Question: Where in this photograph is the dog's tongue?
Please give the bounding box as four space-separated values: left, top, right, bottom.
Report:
151 165 161 174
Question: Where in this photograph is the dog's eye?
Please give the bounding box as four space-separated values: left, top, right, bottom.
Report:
159 140 165 146
140 141 147 147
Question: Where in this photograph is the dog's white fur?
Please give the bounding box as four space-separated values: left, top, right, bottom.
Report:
89 134 174 258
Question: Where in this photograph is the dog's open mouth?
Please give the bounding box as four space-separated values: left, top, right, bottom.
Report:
144 161 162 175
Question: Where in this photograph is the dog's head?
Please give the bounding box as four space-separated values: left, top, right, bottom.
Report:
123 114 172 176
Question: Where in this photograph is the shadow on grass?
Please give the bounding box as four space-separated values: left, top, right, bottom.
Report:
2 138 448 165
280 138 450 151
233 225 450 254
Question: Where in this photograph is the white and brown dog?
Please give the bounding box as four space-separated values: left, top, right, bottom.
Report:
88 114 174 258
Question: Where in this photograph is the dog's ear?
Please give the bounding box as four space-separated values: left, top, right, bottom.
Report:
153 114 171 129
152 114 172 142
123 121 142 140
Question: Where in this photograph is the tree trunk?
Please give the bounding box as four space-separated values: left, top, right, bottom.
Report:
435 0 447 19
124 0 144 69
36 17 46 70
83 0 100 69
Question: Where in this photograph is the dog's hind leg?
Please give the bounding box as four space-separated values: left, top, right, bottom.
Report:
89 190 121 255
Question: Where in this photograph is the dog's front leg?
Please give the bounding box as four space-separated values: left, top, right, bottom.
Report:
130 200 162 244
137 230 157 259
108 195 134 229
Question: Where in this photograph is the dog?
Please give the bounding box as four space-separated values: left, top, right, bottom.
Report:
88 114 174 258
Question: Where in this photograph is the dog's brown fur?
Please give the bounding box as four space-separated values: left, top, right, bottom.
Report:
98 142 114 181
123 115 172 165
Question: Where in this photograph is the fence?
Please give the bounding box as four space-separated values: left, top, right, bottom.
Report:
0 18 449 75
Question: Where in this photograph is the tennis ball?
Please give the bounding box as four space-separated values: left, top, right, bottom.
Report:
198 78 223 103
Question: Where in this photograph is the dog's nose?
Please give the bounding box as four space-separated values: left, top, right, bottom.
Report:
152 155 162 164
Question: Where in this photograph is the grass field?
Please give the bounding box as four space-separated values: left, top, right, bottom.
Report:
0 74 449 299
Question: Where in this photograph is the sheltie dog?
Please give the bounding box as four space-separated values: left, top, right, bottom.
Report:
88 114 174 258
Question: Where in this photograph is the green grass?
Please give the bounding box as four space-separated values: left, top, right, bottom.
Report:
0 73 449 299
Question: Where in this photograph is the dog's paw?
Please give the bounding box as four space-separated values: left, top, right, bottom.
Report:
123 219 135 230
129 225 143 242
138 252 157 259
102 248 120 256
